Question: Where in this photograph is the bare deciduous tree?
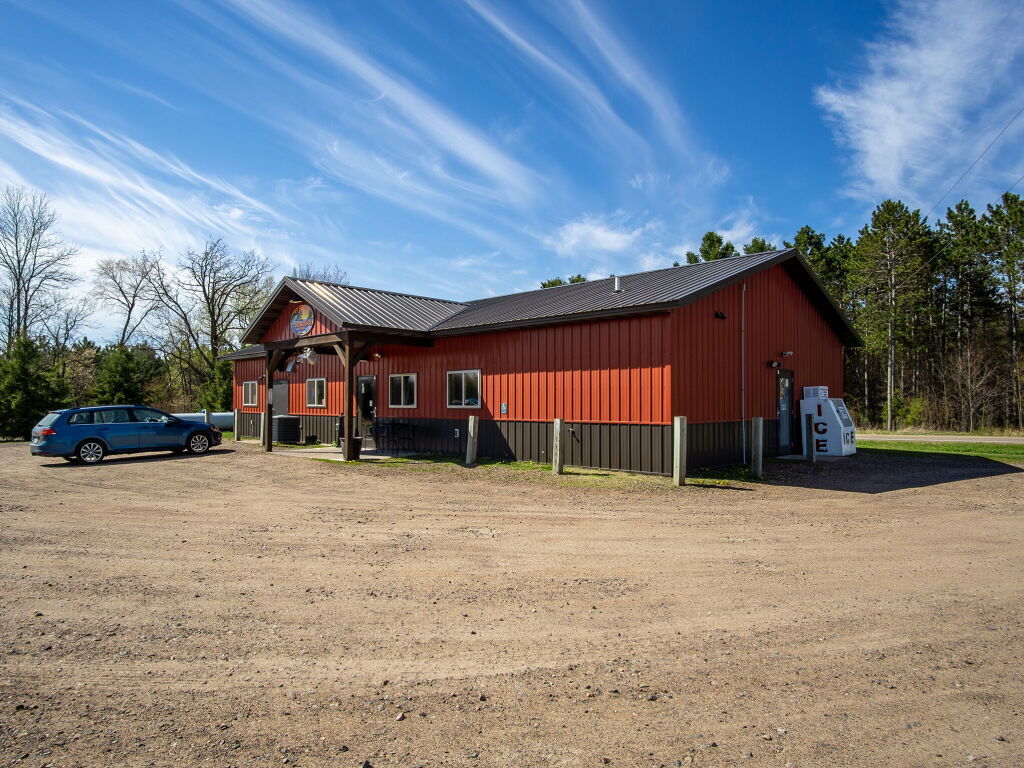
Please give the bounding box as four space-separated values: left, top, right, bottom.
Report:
0 185 78 350
292 261 349 284
144 238 273 387
93 254 155 346
947 339 999 431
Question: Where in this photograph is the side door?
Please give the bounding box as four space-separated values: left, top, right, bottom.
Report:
356 376 376 448
777 370 794 454
93 408 140 451
132 407 188 448
272 379 290 417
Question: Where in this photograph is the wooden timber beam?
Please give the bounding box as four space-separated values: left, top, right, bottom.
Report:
266 330 430 354
264 332 343 351
351 342 376 366
340 330 433 347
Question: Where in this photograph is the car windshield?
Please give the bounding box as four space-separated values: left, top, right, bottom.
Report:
37 412 61 427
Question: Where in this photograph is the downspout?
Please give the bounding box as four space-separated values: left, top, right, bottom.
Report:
740 281 747 465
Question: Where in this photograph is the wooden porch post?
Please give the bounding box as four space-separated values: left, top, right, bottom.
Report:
263 349 283 452
343 342 355 460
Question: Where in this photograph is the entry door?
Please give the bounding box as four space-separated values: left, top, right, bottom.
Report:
272 379 290 417
777 370 794 454
356 376 376 448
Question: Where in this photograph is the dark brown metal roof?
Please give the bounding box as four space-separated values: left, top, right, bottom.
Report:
228 249 860 358
433 250 792 332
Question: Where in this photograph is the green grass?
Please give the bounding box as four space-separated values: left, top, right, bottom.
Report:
311 451 752 490
859 440 1024 463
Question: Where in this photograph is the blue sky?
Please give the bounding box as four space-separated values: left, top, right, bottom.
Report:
1 0 1022 321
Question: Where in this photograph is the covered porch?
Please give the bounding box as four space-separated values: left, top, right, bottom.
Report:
258 329 431 459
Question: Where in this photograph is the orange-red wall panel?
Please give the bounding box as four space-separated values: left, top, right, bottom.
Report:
670 264 844 423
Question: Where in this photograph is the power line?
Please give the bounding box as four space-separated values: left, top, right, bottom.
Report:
924 102 1024 222
890 170 1024 293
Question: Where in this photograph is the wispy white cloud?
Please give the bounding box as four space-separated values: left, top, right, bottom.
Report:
545 212 649 257
92 75 179 111
215 0 538 208
461 0 647 157
816 0 1024 206
0 96 285 275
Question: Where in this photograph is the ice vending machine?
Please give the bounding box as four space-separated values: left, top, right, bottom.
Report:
799 386 856 456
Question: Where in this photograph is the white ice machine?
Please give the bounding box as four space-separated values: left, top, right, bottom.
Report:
799 386 856 457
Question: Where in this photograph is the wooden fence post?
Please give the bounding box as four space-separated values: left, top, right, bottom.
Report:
672 416 687 486
552 418 564 475
465 415 479 466
751 416 763 478
805 413 816 464
233 409 241 441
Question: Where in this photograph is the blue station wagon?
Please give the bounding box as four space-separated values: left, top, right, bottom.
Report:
30 405 222 464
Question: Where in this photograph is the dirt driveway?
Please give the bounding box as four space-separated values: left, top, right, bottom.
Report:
1 442 1022 767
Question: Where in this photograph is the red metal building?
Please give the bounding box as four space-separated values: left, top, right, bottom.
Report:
224 249 859 473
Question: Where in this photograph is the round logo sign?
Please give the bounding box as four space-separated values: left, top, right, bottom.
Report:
289 303 315 336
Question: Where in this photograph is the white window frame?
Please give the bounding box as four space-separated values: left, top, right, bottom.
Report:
242 380 258 407
388 373 418 408
446 369 482 409
305 377 326 408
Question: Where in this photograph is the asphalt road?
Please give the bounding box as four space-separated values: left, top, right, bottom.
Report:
858 433 1024 444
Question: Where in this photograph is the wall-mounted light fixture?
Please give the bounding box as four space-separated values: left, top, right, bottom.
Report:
372 351 383 360
781 350 794 357
714 311 727 320
769 361 780 368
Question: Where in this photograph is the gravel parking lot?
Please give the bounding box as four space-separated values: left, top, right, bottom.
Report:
1 441 1023 767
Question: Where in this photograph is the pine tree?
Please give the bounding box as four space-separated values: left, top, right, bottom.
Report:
92 345 162 406
984 192 1024 426
851 201 934 430
0 335 66 439
743 236 775 254
685 232 738 263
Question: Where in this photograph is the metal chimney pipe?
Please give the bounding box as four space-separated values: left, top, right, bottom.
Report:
613 275 621 292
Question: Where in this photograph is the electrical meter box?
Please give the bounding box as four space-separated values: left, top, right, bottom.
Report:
799 386 856 456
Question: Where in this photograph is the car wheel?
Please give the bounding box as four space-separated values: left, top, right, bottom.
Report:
76 440 106 464
187 432 211 455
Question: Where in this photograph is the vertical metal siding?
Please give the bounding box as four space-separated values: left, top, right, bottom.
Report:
355 313 674 424
671 264 844 423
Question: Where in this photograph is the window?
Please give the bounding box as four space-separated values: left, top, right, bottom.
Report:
67 411 93 425
131 407 172 423
388 373 417 408
242 380 258 407
95 408 131 424
447 369 481 408
306 378 326 407
39 412 62 427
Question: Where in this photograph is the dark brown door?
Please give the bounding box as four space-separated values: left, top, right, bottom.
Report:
271 379 290 417
777 370 794 454
356 376 376 448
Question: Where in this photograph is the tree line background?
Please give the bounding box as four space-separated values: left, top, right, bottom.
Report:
1 181 1022 438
